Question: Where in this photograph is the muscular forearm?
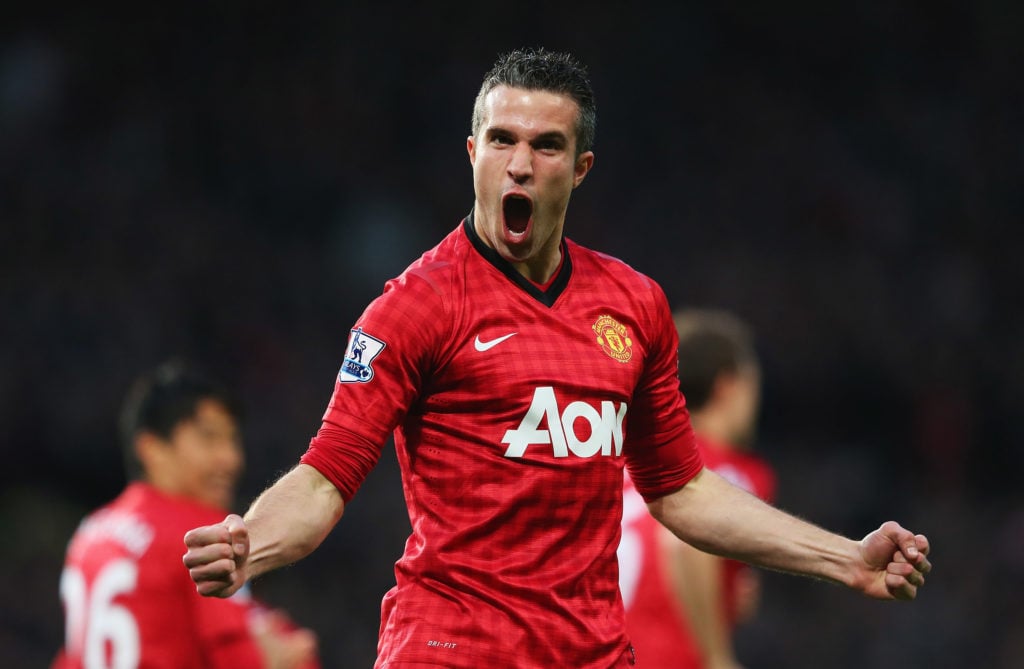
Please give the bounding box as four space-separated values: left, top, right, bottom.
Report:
243 464 345 580
648 468 859 589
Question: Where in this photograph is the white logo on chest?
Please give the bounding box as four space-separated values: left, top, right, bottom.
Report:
474 332 517 351
503 386 627 458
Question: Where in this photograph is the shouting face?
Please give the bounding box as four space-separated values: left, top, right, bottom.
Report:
467 85 594 283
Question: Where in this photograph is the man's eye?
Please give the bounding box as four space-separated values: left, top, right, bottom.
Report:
534 138 563 151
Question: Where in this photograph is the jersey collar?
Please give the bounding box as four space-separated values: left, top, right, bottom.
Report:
463 210 572 307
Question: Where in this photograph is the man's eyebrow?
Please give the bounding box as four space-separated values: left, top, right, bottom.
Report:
485 126 569 143
532 131 568 145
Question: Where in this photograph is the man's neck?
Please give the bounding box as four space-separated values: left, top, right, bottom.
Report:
691 412 737 451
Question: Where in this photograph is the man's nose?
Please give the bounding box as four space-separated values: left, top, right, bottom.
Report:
507 142 533 182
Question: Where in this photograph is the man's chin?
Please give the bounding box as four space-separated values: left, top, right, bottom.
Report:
499 249 538 271
201 487 235 510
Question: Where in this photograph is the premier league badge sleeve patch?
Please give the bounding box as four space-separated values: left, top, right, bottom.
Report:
338 327 387 383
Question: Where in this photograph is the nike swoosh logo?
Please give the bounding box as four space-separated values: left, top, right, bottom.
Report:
474 332 517 351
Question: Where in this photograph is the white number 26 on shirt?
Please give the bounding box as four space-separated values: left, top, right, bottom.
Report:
60 559 141 669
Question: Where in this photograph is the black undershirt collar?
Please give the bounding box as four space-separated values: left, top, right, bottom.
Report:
462 210 572 308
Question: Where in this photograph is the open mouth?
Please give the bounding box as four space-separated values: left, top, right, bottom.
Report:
503 194 533 236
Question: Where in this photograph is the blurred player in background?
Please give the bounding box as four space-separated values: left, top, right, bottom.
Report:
53 361 319 669
182 47 930 668
619 309 775 668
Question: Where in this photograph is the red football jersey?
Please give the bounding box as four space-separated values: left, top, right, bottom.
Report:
619 436 777 668
53 483 265 669
301 216 703 668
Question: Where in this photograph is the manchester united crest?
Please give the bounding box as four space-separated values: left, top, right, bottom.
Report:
592 315 633 363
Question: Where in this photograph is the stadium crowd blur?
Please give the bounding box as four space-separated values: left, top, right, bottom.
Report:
2 4 1021 667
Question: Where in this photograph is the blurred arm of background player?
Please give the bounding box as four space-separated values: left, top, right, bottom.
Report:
665 309 775 669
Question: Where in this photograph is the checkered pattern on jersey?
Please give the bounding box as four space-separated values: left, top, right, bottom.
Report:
302 217 702 668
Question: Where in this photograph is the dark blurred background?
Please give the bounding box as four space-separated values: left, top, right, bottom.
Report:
2 2 1021 667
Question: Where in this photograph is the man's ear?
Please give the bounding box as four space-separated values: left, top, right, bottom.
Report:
573 151 594 188
710 371 740 406
134 431 166 474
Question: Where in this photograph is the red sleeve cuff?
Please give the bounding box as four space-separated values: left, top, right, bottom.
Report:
300 423 384 503
626 420 703 503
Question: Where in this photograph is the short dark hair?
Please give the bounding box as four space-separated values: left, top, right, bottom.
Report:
119 360 241 480
472 47 597 155
674 309 758 411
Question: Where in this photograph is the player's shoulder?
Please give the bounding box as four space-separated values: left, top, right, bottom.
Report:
384 223 467 299
739 452 778 498
700 444 777 499
123 484 226 539
566 239 672 334
567 238 662 294
66 486 164 559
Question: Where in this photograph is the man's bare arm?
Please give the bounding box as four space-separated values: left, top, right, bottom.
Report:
184 464 345 597
647 468 931 600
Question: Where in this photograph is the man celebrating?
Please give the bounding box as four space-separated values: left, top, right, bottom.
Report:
183 48 931 668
